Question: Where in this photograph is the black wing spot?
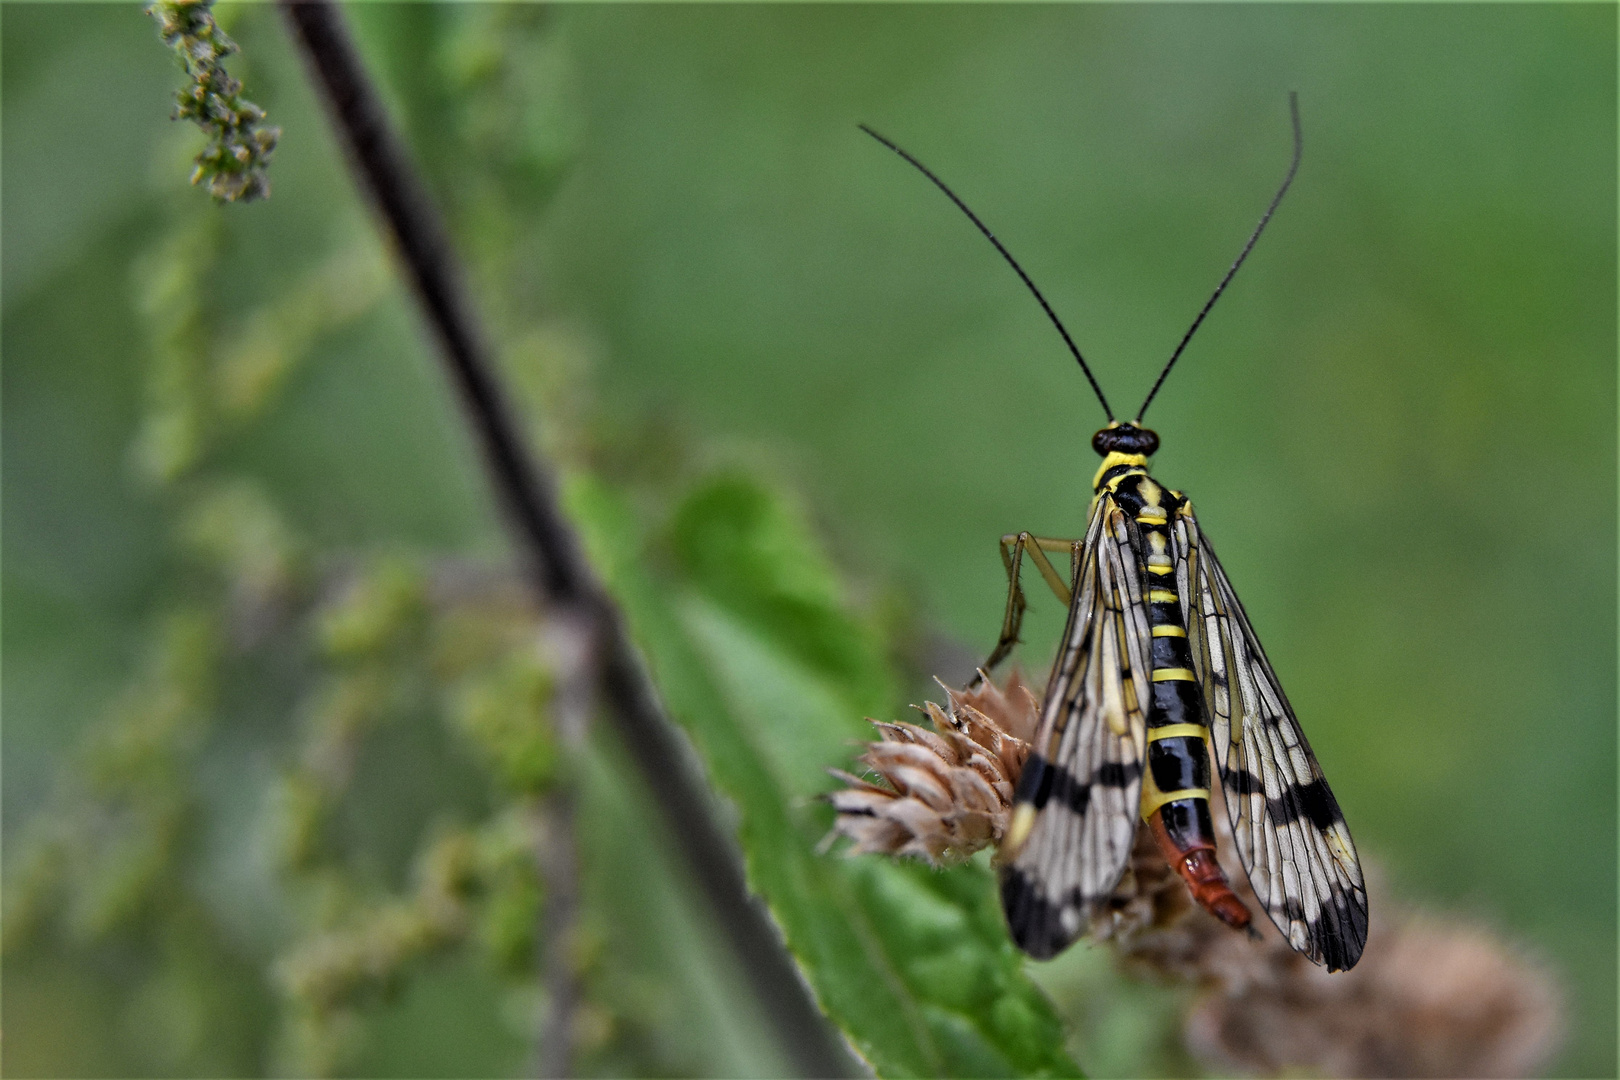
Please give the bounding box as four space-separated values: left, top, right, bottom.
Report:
1224 767 1265 799
1020 755 1122 816
1020 754 1057 810
1268 778 1342 830
1093 760 1142 789
1050 766 1091 816
1000 868 1083 960
1314 885 1370 972
1020 755 1082 815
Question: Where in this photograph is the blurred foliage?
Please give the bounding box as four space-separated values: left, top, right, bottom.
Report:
6 4 1078 1075
7 7 632 1076
3 3 1614 1079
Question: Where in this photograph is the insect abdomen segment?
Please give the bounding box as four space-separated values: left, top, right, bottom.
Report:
1113 473 1252 932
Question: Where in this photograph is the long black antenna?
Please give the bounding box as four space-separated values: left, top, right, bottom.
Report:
860 123 1115 422
1136 92 1302 422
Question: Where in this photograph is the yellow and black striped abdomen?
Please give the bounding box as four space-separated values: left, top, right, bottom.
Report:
1111 476 1208 818
1109 472 1253 929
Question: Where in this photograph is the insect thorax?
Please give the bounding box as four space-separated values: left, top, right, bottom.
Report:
1092 451 1149 493
1091 423 1160 492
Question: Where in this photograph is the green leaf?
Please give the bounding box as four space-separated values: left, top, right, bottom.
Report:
665 472 894 716
567 472 1079 1078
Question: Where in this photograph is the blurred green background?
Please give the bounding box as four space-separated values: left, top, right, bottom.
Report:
3 3 1614 1077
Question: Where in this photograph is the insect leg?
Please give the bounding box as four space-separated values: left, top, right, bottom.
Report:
980 533 1081 678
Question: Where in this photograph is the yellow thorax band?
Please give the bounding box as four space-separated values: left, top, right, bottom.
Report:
1093 452 1148 491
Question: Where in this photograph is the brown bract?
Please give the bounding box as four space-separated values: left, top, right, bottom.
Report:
1106 771 1565 1078
1162 865 1566 1079
825 671 1037 864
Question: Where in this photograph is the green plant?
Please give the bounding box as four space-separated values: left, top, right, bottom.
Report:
149 0 278 202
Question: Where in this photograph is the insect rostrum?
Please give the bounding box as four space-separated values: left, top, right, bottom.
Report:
861 94 1368 972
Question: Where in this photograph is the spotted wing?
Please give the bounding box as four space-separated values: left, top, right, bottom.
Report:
1000 494 1153 959
1173 505 1368 971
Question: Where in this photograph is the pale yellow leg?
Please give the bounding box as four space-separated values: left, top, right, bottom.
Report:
978 533 1085 679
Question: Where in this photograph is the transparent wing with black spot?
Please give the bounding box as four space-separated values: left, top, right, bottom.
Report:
999 496 1153 958
1173 505 1369 971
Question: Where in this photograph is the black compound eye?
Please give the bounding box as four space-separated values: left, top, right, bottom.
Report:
1092 425 1159 456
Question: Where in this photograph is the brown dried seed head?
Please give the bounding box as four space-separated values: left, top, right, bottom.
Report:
949 669 1041 744
825 670 1037 865
1109 796 1565 1079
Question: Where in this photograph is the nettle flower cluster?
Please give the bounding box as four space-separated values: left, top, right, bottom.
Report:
150 0 279 202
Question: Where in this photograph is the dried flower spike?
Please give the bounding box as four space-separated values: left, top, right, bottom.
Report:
149 0 279 202
826 670 1037 864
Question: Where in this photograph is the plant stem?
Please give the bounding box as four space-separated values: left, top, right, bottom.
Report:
275 4 856 1076
533 790 580 1078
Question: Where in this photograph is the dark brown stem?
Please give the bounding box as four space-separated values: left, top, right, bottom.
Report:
275 3 854 1076
533 791 580 1078
531 612 594 1078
